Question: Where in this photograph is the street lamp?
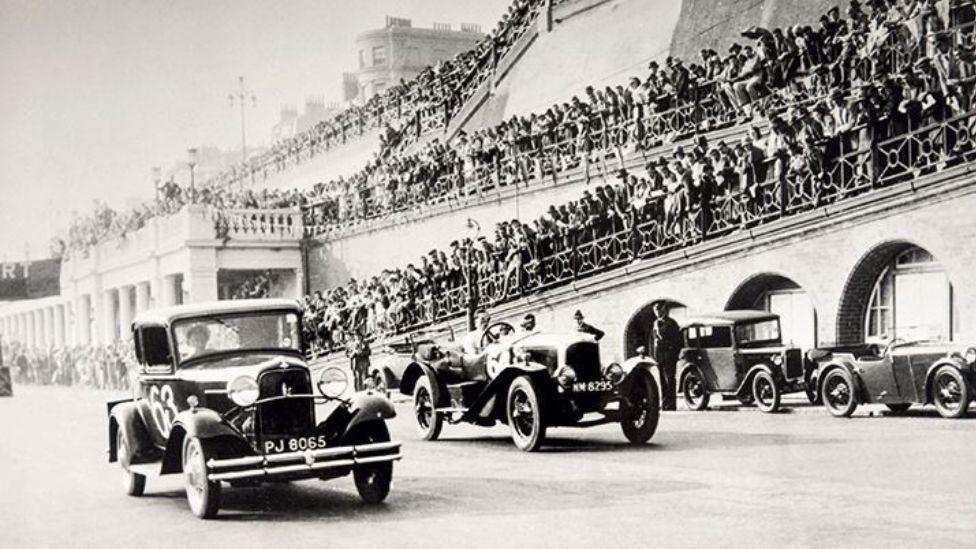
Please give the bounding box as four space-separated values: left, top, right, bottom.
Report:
187 148 198 194
228 76 257 167
464 218 482 331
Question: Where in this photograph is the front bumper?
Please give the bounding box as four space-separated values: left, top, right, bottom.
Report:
205 441 402 482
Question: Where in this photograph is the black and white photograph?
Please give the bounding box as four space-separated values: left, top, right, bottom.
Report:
1 0 975 546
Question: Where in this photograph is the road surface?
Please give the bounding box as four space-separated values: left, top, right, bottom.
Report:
1 385 973 548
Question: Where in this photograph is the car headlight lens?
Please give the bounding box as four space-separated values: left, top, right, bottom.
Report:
771 355 783 366
965 347 976 366
227 375 259 407
554 365 577 388
602 362 624 384
317 366 349 398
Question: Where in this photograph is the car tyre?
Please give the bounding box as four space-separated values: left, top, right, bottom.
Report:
507 376 546 452
884 403 911 415
413 376 442 441
751 370 781 413
351 421 393 505
371 369 391 398
117 428 146 497
821 368 858 418
804 369 821 405
931 366 971 419
183 436 221 519
620 371 661 444
681 368 710 411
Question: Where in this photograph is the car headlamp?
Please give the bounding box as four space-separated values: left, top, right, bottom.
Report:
965 347 976 366
602 362 624 384
317 366 349 398
227 375 259 407
555 365 577 388
771 354 783 366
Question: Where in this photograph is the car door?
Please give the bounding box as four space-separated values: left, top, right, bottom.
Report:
692 325 736 391
853 353 898 403
906 348 944 402
136 326 183 449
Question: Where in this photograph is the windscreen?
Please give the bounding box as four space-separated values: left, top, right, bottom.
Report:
735 319 781 346
173 310 301 365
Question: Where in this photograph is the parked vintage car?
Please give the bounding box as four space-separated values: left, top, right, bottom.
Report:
398 322 661 451
367 327 455 396
809 339 975 418
677 311 811 413
106 299 402 519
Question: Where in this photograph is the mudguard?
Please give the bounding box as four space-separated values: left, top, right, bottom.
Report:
924 357 972 404
676 359 701 391
107 399 157 464
342 392 396 438
815 360 865 403
463 363 551 423
399 362 446 406
160 408 243 475
619 360 657 392
734 363 777 395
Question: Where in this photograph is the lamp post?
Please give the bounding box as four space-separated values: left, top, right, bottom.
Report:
187 148 198 196
228 76 257 167
464 218 481 331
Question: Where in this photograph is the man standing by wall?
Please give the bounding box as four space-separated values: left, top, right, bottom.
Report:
652 301 681 411
347 332 371 391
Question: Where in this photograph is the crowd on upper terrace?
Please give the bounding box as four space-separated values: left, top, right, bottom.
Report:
298 0 976 352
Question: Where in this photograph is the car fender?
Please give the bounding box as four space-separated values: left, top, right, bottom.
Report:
923 357 970 404
676 359 702 390
342 392 396 439
465 363 551 423
160 408 243 475
107 399 157 464
620 356 657 376
735 363 777 395
399 361 439 398
815 360 865 403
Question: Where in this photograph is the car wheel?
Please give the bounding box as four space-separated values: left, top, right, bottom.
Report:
821 368 858 418
371 369 391 398
183 436 221 519
932 366 971 419
620 371 661 444
681 368 710 411
116 428 146 497
507 376 546 452
883 403 911 415
804 369 821 405
351 422 393 505
413 376 442 441
752 370 781 413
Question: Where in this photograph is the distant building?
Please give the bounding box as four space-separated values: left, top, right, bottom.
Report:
271 97 342 143
347 16 484 102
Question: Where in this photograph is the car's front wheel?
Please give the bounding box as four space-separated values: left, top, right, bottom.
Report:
351 421 393 504
507 376 546 452
932 366 971 419
116 428 145 497
681 368 710 411
620 371 661 444
821 368 858 418
413 376 442 441
183 436 221 519
751 370 781 413
804 369 821 405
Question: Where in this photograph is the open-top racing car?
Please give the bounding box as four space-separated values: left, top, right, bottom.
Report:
398 321 661 451
366 327 455 396
809 339 975 418
107 299 402 518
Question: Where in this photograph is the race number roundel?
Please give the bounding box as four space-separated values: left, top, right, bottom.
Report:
148 384 179 437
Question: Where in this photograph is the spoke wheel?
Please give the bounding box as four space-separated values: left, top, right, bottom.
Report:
371 370 390 398
751 370 781 413
681 369 710 411
413 376 442 441
117 429 146 497
507 376 545 452
821 369 858 418
932 366 971 419
183 437 221 519
621 371 661 444
351 422 393 504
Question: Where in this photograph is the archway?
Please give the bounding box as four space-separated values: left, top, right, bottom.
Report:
623 299 687 358
837 241 956 344
725 273 817 348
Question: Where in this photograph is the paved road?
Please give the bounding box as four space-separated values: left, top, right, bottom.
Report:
1 385 973 549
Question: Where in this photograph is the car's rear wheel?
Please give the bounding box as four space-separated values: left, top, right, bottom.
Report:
681 368 710 411
620 371 661 444
116 428 145 497
351 421 393 504
751 370 781 413
821 368 858 418
183 436 221 519
413 376 442 441
932 366 971 419
371 369 391 398
885 403 912 415
507 376 546 452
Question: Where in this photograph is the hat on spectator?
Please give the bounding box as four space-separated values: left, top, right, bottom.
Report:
573 310 584 319
729 43 742 53
648 60 659 69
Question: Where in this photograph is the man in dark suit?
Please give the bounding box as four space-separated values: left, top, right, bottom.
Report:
652 301 682 411
574 310 604 341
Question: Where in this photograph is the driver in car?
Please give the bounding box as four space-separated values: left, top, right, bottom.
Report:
462 310 492 355
184 324 211 359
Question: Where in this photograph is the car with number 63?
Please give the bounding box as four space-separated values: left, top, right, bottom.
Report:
106 299 402 519
399 321 662 451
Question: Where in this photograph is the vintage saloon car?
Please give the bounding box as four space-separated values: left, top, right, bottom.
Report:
810 340 975 418
107 299 402 519
677 311 810 413
398 321 661 451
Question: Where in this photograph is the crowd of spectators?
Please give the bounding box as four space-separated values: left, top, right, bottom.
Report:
3 341 135 391
298 0 976 352
225 270 280 300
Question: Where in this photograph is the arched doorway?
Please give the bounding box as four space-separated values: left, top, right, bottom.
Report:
838 242 956 344
726 273 817 348
623 299 687 358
